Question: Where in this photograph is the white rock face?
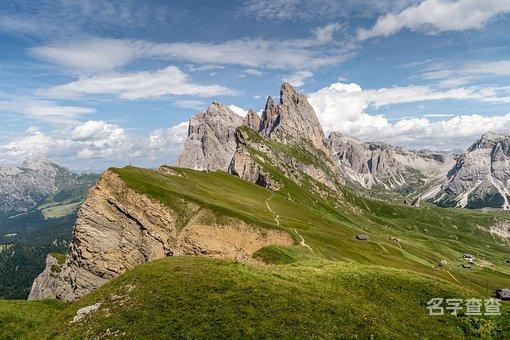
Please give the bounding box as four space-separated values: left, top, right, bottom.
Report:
426 132 510 209
177 102 244 171
328 132 455 194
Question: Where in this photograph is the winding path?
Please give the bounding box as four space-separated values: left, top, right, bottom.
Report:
264 189 314 254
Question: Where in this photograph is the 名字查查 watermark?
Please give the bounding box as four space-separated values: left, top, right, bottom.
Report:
427 298 501 316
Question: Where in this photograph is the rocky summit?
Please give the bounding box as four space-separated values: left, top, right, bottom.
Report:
423 131 510 209
328 132 455 195
177 102 244 171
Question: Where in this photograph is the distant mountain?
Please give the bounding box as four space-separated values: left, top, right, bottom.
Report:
0 156 98 299
328 131 510 210
422 131 510 209
328 132 455 196
0 156 98 218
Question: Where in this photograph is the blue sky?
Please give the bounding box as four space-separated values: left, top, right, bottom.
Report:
1 0 510 170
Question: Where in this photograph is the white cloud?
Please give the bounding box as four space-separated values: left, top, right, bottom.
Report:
313 23 343 44
308 81 510 149
172 100 207 110
240 0 417 22
30 38 141 73
0 99 95 124
420 59 510 87
0 120 190 169
30 32 350 73
39 66 237 99
228 105 248 117
358 0 510 40
0 120 130 162
244 69 263 76
149 122 188 150
283 71 313 87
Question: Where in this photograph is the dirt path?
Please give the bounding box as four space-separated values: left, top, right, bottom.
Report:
265 193 280 226
264 188 313 254
293 228 314 254
445 269 462 284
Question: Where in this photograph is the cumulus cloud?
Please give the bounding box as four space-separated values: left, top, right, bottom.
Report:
39 66 237 99
0 119 190 169
358 0 510 41
149 122 188 152
282 71 313 87
308 82 510 149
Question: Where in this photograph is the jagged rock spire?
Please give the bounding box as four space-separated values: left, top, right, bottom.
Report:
260 83 331 156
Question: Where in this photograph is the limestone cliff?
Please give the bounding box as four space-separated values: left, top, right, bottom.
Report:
177 102 243 171
28 170 293 301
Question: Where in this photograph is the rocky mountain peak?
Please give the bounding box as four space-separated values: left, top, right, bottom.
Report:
260 96 277 133
468 131 510 151
260 83 331 156
177 101 244 171
21 155 54 170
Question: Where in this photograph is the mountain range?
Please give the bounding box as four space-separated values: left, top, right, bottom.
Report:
178 84 510 210
0 157 97 299
2 84 509 338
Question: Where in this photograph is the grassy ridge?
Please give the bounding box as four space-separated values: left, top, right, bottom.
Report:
2 257 508 338
113 166 510 294
1 164 508 337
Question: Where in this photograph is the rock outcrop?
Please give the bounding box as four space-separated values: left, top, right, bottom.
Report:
244 110 261 131
177 102 244 171
328 132 455 193
423 132 510 209
29 170 293 301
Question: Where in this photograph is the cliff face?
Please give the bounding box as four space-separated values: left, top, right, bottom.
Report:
28 170 293 301
177 102 244 171
259 83 332 157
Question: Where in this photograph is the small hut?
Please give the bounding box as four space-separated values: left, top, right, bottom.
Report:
496 288 510 300
356 234 369 241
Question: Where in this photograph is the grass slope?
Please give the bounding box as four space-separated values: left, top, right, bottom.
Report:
1 164 509 337
2 257 509 338
114 166 510 294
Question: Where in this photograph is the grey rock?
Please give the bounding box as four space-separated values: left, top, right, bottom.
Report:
0 156 96 217
260 83 332 157
244 110 261 131
328 132 455 194
71 303 101 323
424 132 510 209
177 102 244 171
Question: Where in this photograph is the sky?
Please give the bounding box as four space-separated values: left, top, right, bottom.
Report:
1 0 510 171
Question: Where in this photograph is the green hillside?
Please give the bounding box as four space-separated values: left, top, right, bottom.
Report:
1 257 509 338
1 165 509 337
